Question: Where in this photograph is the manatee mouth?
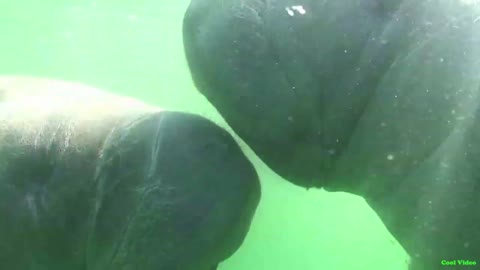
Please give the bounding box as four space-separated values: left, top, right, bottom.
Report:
248 130 337 189
283 151 325 189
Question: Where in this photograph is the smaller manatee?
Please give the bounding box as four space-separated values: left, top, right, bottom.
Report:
0 76 260 270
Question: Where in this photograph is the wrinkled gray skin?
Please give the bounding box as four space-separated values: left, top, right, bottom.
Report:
0 77 260 270
183 0 480 269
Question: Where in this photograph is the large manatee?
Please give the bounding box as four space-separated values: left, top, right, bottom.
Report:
0 76 260 270
183 0 480 269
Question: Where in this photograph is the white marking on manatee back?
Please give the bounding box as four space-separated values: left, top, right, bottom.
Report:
460 0 480 5
0 75 161 153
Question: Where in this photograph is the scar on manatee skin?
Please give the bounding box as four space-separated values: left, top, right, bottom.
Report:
227 0 264 22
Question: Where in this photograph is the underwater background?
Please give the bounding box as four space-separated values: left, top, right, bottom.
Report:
0 1 410 269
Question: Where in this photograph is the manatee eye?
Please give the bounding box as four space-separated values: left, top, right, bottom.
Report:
203 139 227 151
368 0 400 17
203 141 215 150
199 135 231 161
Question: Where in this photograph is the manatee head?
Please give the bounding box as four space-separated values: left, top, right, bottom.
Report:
87 111 260 270
183 0 480 189
183 0 410 188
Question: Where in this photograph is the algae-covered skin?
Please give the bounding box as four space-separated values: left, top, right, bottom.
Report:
183 0 480 269
0 76 260 270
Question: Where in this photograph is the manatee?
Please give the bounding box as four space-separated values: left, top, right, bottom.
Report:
0 76 260 270
183 1 480 269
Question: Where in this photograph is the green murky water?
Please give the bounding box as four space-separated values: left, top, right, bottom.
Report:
0 1 409 269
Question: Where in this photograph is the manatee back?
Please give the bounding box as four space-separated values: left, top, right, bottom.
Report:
0 76 159 152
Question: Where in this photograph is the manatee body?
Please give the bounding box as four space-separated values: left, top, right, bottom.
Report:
183 1 480 269
0 76 260 270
